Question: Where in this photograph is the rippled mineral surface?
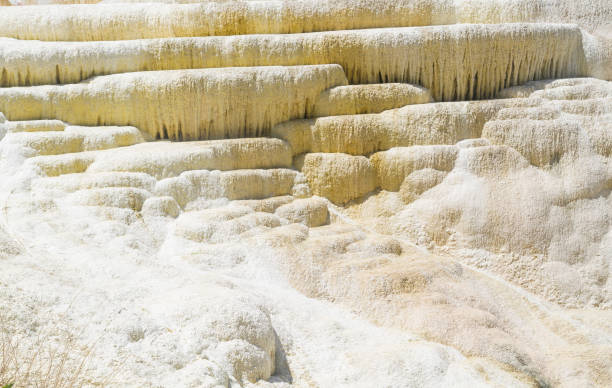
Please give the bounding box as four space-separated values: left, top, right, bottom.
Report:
0 0 611 387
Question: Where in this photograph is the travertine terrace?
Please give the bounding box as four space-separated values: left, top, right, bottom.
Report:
0 1 611 387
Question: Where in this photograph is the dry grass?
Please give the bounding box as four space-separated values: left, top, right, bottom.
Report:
0 316 110 388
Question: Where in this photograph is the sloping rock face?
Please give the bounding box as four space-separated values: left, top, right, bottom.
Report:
0 1 611 387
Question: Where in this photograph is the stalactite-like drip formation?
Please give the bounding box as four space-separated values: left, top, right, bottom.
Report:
0 65 348 140
0 24 591 100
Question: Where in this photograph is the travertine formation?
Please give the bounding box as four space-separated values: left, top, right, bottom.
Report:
0 1 611 387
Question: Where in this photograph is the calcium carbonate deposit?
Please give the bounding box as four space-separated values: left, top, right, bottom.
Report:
0 0 611 387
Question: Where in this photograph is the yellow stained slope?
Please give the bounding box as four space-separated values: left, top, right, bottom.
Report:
0 0 608 41
0 1 457 41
